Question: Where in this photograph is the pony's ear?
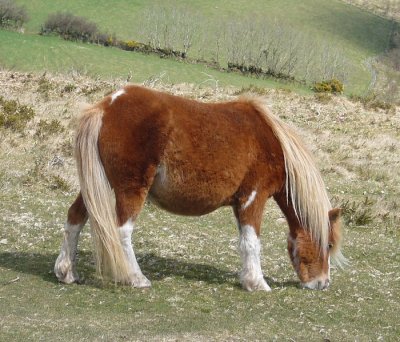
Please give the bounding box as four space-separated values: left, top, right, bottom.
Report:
329 208 342 225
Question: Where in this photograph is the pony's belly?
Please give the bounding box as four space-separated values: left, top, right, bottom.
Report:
148 164 233 216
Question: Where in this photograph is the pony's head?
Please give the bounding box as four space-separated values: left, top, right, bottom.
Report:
287 208 344 290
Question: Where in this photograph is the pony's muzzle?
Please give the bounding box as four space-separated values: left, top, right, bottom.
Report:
302 277 330 290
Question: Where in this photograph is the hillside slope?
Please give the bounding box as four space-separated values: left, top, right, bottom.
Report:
9 0 394 95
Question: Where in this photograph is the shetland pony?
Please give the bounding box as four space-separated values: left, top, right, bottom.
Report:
55 85 345 291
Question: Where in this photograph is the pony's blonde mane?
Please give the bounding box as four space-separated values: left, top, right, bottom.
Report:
250 98 332 252
75 105 132 284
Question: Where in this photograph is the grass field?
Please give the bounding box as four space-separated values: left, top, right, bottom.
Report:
16 0 392 55
3 0 395 95
0 71 399 340
0 30 309 93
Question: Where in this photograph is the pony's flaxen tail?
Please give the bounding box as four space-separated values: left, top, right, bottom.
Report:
251 99 332 253
75 105 131 284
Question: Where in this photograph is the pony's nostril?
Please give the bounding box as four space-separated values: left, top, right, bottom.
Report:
317 281 322 289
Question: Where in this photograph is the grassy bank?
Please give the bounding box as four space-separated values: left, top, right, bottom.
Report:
6 0 396 95
0 30 311 93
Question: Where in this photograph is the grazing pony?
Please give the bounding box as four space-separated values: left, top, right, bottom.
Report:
55 85 345 291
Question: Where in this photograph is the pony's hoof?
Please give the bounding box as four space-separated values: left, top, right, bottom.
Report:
54 260 80 284
55 268 80 284
132 275 151 288
242 277 271 292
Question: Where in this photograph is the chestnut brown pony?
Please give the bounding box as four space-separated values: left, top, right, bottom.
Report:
55 85 345 291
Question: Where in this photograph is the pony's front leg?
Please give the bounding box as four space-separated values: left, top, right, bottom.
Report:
234 191 271 292
55 193 88 284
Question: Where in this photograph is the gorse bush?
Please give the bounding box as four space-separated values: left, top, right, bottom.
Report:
0 96 35 132
313 79 344 93
0 0 28 29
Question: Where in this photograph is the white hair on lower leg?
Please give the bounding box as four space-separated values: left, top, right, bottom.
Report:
118 220 151 288
239 225 271 291
54 222 84 283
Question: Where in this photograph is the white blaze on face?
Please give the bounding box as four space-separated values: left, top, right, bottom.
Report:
111 89 126 104
243 190 257 210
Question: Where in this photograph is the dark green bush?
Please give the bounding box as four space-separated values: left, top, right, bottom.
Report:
49 175 70 192
35 119 64 139
313 79 344 93
0 96 35 132
0 0 28 29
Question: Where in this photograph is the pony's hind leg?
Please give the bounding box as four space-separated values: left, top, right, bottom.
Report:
115 188 152 288
234 190 271 292
55 193 88 284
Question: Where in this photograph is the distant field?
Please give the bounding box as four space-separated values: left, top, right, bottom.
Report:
16 0 392 54
343 0 400 20
9 0 395 95
0 30 308 92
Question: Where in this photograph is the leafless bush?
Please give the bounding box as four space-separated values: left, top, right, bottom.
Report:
138 3 200 57
136 4 350 84
41 12 115 45
0 0 28 29
223 16 350 83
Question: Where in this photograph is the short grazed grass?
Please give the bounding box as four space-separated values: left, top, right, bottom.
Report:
0 70 399 340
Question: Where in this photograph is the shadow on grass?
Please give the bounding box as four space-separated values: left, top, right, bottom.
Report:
0 251 298 289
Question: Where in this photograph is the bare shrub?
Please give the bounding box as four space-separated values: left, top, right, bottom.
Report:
40 12 115 45
223 16 350 84
136 4 350 85
0 0 28 29
137 3 201 57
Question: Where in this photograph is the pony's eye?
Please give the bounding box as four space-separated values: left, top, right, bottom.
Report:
328 243 333 249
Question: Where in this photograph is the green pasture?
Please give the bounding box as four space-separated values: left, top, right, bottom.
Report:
0 30 308 92
4 0 395 95
0 186 398 340
17 0 392 56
